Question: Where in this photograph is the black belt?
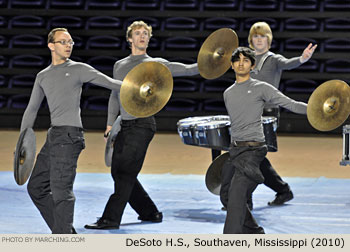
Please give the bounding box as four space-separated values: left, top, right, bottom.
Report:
122 117 155 126
232 141 265 147
51 126 84 133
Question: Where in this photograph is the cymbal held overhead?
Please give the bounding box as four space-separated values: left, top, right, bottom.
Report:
214 47 225 59
198 28 239 80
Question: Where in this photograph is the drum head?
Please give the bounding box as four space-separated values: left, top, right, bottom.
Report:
105 116 122 167
177 116 212 126
14 128 36 185
196 120 230 130
205 152 230 195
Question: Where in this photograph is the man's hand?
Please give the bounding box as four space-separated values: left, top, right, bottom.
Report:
300 43 317 63
104 126 112 142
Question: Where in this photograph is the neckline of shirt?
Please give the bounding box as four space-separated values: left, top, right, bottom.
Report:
235 77 252 86
129 54 150 61
49 59 71 69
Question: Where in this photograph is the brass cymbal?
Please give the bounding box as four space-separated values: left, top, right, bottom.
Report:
120 62 173 118
307 79 350 131
105 115 121 167
205 152 230 195
197 28 239 79
14 128 36 185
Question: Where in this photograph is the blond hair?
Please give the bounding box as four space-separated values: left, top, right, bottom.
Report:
47 28 68 44
248 22 273 49
126 20 152 46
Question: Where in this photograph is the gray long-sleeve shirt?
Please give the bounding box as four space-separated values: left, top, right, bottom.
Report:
20 59 122 131
223 78 307 142
251 51 302 110
107 54 199 125
250 51 302 89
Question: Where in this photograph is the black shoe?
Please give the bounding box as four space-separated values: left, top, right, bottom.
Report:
84 218 119 230
255 227 265 234
243 226 265 234
268 191 294 206
138 212 163 223
72 227 77 234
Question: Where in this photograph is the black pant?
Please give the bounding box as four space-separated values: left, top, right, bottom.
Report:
220 107 289 207
223 144 267 234
261 107 290 192
27 126 85 234
101 117 159 224
220 157 290 208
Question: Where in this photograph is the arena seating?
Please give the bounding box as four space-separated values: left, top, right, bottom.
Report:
0 0 348 133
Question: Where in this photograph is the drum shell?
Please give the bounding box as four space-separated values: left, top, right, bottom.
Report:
178 123 198 146
177 116 216 146
262 116 278 152
195 121 230 150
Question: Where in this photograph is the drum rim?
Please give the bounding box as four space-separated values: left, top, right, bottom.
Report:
211 115 230 120
195 121 230 130
177 115 229 125
262 116 277 123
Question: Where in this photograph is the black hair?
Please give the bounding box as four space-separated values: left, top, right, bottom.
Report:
231 47 256 66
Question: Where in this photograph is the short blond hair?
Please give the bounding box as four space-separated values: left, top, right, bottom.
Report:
126 20 152 46
47 28 68 44
248 22 273 49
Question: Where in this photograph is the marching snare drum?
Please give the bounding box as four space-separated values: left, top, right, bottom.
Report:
177 115 278 153
262 116 278 152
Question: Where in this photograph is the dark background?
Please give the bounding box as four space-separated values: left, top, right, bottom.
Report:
0 0 350 134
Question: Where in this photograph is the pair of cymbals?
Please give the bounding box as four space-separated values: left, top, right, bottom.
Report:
307 80 350 131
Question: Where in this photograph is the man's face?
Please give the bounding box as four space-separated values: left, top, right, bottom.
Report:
251 34 269 53
231 53 253 76
128 26 150 51
50 31 73 59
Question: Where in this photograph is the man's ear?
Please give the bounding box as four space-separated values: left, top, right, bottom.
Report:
251 63 256 70
48 43 55 52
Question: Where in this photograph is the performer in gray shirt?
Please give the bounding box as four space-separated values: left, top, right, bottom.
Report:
223 47 307 233
221 22 316 210
85 21 199 230
249 21 316 118
250 21 316 205
21 28 122 234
